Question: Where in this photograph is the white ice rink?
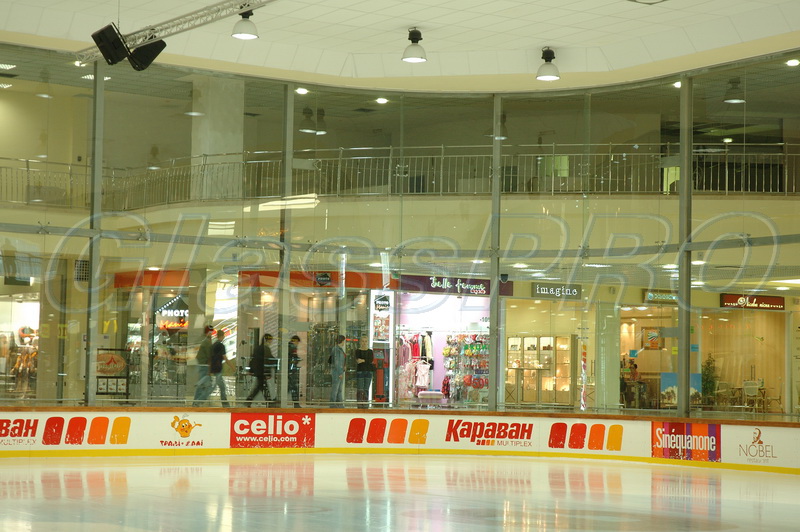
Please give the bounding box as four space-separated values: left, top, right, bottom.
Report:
0 453 797 531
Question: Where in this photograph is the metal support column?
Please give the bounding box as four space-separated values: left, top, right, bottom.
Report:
677 75 693 418
84 60 105 406
488 94 502 411
277 86 295 408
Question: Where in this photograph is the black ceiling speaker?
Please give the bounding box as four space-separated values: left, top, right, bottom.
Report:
128 40 166 71
91 24 129 65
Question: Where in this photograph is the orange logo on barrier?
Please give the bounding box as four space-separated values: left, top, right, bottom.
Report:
36 416 131 445
171 416 201 438
346 418 429 444
548 422 624 451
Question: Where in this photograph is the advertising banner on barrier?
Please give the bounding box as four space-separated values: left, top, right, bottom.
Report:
651 422 722 462
721 424 800 470
315 414 652 457
541 419 648 456
0 412 230 451
2 410 799 474
230 412 315 448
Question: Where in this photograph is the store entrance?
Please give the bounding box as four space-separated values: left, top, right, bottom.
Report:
503 298 582 408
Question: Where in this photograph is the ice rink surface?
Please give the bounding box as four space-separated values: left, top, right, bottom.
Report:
0 453 797 531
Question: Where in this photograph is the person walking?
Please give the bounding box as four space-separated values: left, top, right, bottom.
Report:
192 325 214 406
288 335 302 408
245 333 273 406
329 334 346 408
209 329 234 407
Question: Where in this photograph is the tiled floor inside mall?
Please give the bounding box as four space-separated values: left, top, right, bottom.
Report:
0 453 796 531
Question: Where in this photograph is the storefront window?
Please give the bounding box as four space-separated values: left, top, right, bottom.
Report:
3 40 800 415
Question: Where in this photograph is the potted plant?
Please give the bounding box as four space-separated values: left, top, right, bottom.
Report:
701 354 718 406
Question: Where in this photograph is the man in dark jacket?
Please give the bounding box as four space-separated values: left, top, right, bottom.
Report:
288 335 302 407
192 325 215 406
245 333 273 406
209 329 233 407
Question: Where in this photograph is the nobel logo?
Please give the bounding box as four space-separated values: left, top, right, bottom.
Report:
346 418 429 444
548 423 623 451
40 416 131 445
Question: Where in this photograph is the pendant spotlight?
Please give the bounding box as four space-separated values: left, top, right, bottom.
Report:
298 107 317 134
483 113 509 141
402 27 427 63
536 47 560 81
723 77 745 104
232 10 259 40
315 109 327 136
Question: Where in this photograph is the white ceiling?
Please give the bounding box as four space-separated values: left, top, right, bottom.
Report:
1 0 800 91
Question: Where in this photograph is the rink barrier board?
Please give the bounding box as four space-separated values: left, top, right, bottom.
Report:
1 446 799 477
0 409 798 475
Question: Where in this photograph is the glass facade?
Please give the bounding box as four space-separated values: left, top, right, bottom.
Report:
0 41 799 417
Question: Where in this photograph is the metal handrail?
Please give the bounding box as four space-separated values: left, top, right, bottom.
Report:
0 143 797 210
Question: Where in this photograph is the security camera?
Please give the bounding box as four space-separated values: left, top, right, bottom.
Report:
500 273 509 283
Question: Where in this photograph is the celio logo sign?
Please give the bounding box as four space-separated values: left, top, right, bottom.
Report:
738 427 777 464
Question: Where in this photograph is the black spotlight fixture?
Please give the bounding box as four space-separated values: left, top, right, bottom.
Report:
129 40 166 71
91 23 166 71
91 24 129 65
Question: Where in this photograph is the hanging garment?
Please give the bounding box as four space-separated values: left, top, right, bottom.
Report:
415 361 430 388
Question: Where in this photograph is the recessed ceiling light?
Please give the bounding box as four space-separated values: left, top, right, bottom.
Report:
147 267 160 271
0 83 11 89
691 260 706 265
184 111 205 116
673 81 681 88
787 59 800 67
776 286 790 291
36 93 53 99
0 64 16 70
295 87 309 95
583 263 611 268
376 97 389 104
471 259 486 264
368 262 383 268
691 281 705 286
74 60 87 67
722 137 733 143
81 74 111 81
662 264 678 269
512 263 528 269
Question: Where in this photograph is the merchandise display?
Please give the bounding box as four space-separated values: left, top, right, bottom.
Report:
442 333 490 404
506 335 576 405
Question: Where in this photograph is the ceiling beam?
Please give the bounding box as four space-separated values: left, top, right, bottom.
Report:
76 0 276 63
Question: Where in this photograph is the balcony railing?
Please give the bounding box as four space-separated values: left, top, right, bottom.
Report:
1 144 798 211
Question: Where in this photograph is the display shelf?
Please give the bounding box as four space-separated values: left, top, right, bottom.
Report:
504 334 576 406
